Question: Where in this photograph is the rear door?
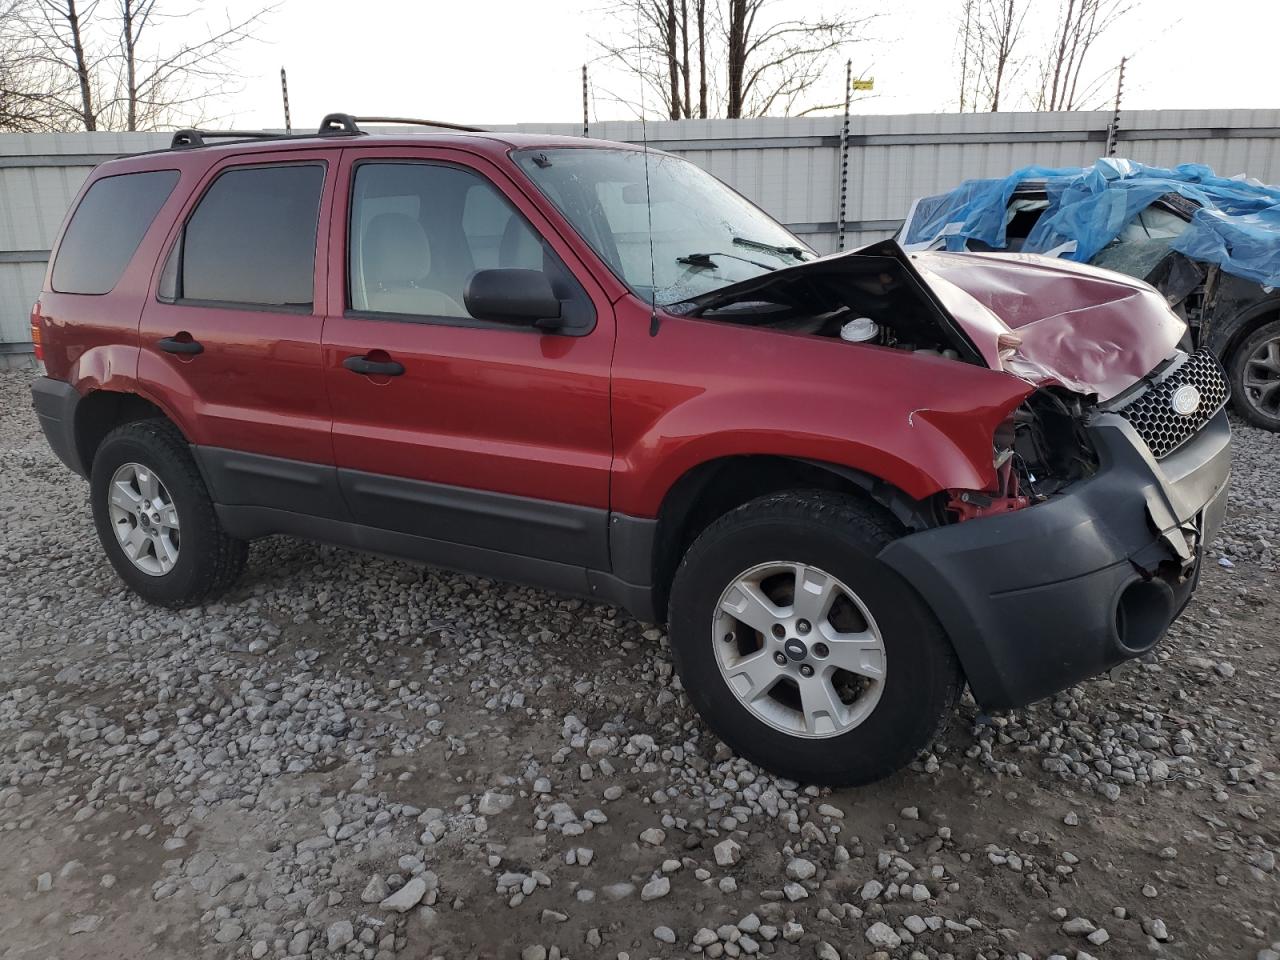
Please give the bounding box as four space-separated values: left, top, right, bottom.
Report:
138 149 344 516
320 145 616 569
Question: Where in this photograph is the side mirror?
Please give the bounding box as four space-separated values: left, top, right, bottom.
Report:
465 269 563 329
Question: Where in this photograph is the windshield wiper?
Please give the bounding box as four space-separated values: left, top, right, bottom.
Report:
677 251 776 271
732 235 809 260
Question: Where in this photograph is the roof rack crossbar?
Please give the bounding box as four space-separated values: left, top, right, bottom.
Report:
170 129 294 149
169 113 483 151
322 114 486 134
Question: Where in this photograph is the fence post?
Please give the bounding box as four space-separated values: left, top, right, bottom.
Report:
1105 56 1127 157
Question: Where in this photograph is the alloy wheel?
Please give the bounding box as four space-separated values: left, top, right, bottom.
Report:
712 561 887 738
107 462 180 576
1244 335 1280 419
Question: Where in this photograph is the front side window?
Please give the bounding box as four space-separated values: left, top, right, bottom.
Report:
514 147 815 306
172 163 324 308
52 169 179 295
349 161 587 327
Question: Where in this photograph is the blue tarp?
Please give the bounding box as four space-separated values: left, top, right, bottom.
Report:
900 158 1280 288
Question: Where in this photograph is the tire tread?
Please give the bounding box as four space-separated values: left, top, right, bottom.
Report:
668 488 963 785
92 418 247 607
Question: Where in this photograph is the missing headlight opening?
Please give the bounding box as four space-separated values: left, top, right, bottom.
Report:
947 388 1099 523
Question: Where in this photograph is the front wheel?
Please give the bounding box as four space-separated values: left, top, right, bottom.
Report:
1229 317 1280 431
667 490 962 786
90 419 247 607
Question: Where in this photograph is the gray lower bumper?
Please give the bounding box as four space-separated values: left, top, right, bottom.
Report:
879 408 1231 711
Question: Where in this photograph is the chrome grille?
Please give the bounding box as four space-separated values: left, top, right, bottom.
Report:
1115 350 1229 459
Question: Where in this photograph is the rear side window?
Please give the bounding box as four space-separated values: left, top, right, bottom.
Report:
52 170 179 295
173 163 324 309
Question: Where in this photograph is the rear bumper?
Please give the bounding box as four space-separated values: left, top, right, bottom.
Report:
31 376 86 477
880 408 1231 710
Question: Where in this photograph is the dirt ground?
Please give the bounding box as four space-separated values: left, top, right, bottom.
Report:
0 366 1277 960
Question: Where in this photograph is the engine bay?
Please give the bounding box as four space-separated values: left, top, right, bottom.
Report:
671 248 983 363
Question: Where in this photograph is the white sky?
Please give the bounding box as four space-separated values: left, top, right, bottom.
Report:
194 0 1280 128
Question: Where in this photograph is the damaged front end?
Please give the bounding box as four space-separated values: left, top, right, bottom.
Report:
882 347 1232 711
669 239 1233 710
667 238 1210 529
945 386 1097 522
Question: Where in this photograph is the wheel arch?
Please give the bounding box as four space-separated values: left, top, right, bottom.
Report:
644 454 934 623
1204 292 1280 361
74 389 182 475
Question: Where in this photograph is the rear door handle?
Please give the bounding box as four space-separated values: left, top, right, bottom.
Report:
157 335 203 355
343 354 405 377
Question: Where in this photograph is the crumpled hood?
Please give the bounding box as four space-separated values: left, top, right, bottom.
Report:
910 249 1186 401
670 239 1186 403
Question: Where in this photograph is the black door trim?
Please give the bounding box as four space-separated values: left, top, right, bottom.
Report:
337 467 610 569
213 504 657 621
195 447 658 619
192 446 348 519
192 446 611 570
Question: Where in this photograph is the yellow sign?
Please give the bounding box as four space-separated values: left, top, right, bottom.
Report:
851 78 874 91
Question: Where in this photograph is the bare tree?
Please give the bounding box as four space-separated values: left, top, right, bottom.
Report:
35 0 99 128
596 0 703 120
596 0 870 120
110 0 275 131
725 0 872 118
679 0 690 118
957 0 1030 111
1033 0 1132 111
6 0 271 131
956 0 974 111
0 0 72 130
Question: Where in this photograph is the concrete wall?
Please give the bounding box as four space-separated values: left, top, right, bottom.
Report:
4 109 1280 352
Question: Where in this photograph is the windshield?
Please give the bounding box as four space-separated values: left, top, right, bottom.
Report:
515 147 815 305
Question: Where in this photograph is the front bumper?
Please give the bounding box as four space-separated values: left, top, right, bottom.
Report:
879 408 1231 711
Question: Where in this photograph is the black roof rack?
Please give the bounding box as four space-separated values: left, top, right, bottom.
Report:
169 113 484 150
320 113 486 134
169 129 292 148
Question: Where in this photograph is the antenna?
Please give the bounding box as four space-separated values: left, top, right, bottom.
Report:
280 67 292 134
635 8 660 336
582 64 589 138
837 59 852 251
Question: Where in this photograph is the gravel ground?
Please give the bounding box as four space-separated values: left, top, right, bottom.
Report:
1 367 1278 960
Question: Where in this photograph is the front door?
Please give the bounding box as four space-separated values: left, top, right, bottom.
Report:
320 146 616 570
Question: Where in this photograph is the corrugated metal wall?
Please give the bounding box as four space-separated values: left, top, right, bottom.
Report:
4 109 1280 353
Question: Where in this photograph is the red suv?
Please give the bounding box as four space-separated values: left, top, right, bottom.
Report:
30 115 1231 785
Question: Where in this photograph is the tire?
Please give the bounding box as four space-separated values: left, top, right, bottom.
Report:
1228 317 1280 431
90 418 247 607
668 490 962 786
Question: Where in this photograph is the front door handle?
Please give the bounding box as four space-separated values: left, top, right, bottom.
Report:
343 354 405 377
157 335 203 355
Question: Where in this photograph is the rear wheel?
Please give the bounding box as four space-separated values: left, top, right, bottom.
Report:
668 490 962 786
90 419 247 607
1229 317 1280 431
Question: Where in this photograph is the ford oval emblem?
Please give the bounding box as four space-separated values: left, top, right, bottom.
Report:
1171 383 1201 417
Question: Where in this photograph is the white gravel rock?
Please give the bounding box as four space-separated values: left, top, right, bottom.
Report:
786 857 817 881
641 876 671 901
326 920 353 950
865 921 901 949
714 838 742 866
